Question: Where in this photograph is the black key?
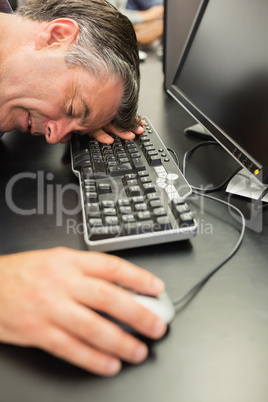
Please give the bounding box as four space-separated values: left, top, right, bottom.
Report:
73 154 91 169
179 212 195 227
122 174 137 184
93 159 106 175
140 176 152 184
118 198 131 207
148 155 162 166
137 170 149 178
127 185 142 197
131 196 145 204
132 158 146 172
121 214 136 223
126 179 138 186
84 192 98 203
147 193 159 201
84 203 100 217
156 216 172 231
149 199 162 209
82 167 94 179
134 203 148 212
142 182 156 194
109 163 132 177
137 211 152 221
119 206 132 214
98 183 111 194
103 207 117 216
84 185 96 192
105 216 119 226
171 202 190 219
152 207 166 217
101 200 115 208
89 218 103 227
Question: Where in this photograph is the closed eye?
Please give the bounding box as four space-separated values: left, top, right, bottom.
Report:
68 104 74 118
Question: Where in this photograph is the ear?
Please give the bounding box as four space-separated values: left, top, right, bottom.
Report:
35 18 79 51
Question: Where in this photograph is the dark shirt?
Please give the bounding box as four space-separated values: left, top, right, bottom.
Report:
0 0 12 13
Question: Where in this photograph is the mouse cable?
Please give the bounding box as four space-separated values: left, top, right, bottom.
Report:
167 144 246 307
172 192 245 306
181 140 268 209
181 140 241 193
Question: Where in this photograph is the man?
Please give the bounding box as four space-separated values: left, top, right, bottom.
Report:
0 0 167 376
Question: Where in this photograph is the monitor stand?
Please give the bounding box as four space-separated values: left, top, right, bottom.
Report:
226 167 268 202
184 123 212 139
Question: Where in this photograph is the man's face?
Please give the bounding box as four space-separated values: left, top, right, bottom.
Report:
0 60 123 144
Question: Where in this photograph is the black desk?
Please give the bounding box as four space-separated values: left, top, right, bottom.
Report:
1 54 268 402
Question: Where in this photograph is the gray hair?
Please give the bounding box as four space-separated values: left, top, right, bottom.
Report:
16 0 141 131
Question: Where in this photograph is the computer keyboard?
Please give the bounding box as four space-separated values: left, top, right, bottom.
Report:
71 118 198 251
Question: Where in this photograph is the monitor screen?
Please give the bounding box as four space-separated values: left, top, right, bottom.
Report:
163 0 204 90
167 0 268 183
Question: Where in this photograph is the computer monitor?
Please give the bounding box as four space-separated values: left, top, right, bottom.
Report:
167 0 268 185
163 0 204 91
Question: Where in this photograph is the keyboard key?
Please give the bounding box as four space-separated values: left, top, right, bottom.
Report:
109 163 132 177
127 185 142 197
98 183 111 194
134 203 148 211
179 212 195 227
103 207 117 216
101 200 115 208
156 216 172 231
118 198 131 207
119 206 132 214
105 216 119 226
137 211 151 220
121 214 136 223
85 203 100 217
132 157 146 172
89 218 103 227
142 182 156 194
148 155 162 166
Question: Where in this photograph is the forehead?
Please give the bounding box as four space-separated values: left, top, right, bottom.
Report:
67 68 124 130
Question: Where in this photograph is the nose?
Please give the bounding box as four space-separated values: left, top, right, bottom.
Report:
45 120 75 144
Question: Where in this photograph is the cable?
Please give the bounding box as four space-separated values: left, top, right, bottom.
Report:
172 192 245 306
182 141 241 193
167 143 246 307
167 147 180 168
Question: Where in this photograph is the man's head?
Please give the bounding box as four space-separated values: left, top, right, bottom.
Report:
0 0 141 143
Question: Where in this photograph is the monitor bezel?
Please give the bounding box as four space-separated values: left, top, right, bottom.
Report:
166 0 268 184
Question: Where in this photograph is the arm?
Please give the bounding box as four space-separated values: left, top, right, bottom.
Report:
0 247 166 376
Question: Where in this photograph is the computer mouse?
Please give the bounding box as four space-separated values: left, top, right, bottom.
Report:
99 291 175 342
131 291 175 325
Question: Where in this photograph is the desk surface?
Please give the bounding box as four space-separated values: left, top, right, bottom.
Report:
1 53 268 402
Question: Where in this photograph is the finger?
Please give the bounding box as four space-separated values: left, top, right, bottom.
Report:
70 250 165 296
88 129 115 144
69 276 167 339
38 324 122 376
49 301 150 365
104 123 144 138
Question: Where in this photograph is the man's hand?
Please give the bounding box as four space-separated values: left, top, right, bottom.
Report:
88 119 146 144
0 248 166 376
